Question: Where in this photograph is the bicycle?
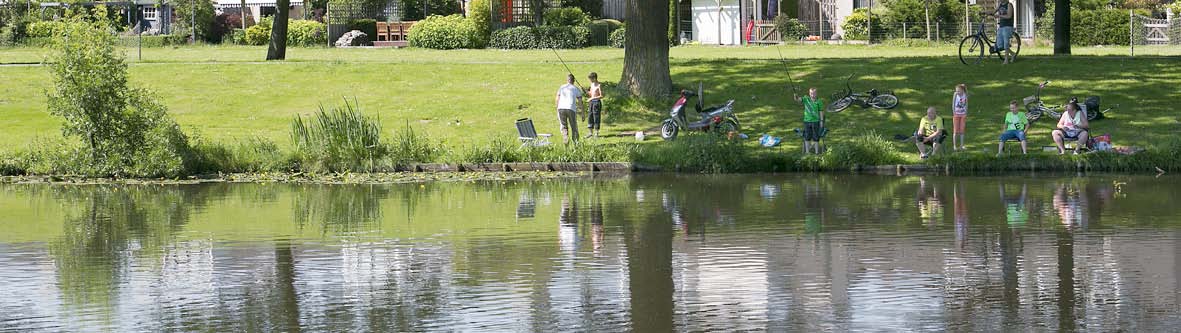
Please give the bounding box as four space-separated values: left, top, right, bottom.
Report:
1023 81 1115 123
958 19 1022 65
827 75 899 113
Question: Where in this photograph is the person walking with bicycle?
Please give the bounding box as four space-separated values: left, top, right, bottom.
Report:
985 0 1016 64
794 87 824 154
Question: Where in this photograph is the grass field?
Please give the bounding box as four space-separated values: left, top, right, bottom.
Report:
1 44 1178 171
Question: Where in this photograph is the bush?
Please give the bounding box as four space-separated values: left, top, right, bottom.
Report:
561 0 603 18
609 26 625 48
26 20 66 38
468 0 492 46
213 13 244 43
535 25 589 48
45 9 193 178
490 26 538 49
287 19 327 46
0 25 15 46
839 9 881 40
820 132 905 169
408 14 482 49
489 25 587 49
400 0 463 21
244 17 271 45
173 0 216 43
774 16 809 41
544 7 591 26
1071 9 1133 45
586 20 611 46
243 18 326 46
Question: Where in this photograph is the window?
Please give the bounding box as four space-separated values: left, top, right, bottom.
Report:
853 0 871 9
260 6 277 17
142 6 157 20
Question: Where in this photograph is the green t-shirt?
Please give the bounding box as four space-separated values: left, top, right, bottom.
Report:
1004 111 1028 131
802 96 823 122
1006 202 1028 226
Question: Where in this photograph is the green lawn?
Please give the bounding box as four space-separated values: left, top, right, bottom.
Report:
0 44 1178 162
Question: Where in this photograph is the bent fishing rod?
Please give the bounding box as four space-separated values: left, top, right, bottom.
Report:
776 46 800 97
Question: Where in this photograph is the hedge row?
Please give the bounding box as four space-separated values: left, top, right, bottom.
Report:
489 25 590 49
243 18 327 47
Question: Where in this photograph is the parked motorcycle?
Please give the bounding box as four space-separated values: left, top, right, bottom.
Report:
1024 81 1114 123
827 75 899 113
660 88 739 141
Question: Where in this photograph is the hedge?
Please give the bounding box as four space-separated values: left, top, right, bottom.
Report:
243 18 328 46
347 18 377 41
407 14 483 49
489 25 589 49
1037 9 1148 46
609 27 625 48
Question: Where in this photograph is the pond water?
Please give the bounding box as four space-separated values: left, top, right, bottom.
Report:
1 174 1180 331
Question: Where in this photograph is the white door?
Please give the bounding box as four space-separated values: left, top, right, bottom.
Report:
692 0 741 45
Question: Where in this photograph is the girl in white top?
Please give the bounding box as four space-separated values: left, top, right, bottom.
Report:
1052 102 1089 155
951 84 969 151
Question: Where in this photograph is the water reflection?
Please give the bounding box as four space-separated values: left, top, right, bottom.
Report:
1 175 1180 331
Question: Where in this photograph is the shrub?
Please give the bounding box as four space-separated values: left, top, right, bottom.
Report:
561 0 603 18
243 18 327 46
408 14 482 49
1071 9 1133 45
288 19 327 46
544 7 591 26
535 24 589 48
839 9 881 40
290 100 387 172
0 25 15 46
173 0 216 43
774 16 809 41
468 0 492 45
820 132 905 169
213 13 243 43
244 17 271 45
45 9 192 178
490 26 538 49
26 20 66 38
586 19 618 46
609 26 625 48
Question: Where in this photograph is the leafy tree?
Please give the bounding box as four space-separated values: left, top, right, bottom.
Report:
45 7 191 177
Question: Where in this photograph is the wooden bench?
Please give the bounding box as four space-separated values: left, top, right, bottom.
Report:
376 22 390 42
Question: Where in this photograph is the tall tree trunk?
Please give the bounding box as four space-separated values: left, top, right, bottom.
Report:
620 0 673 98
924 2 931 40
267 0 290 60
240 0 249 30
274 241 302 332
1053 0 1070 55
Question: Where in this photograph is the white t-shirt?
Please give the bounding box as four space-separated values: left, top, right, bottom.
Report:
557 84 582 111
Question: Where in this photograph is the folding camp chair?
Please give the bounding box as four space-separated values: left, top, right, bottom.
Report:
516 118 552 147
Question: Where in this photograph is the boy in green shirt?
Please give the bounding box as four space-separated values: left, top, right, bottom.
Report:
915 106 946 159
997 100 1029 155
793 87 824 154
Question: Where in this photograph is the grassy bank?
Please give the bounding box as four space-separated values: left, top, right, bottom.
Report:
1 44 1179 176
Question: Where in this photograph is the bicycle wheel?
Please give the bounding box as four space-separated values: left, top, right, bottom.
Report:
869 94 899 109
828 96 854 113
996 33 1022 61
959 36 985 65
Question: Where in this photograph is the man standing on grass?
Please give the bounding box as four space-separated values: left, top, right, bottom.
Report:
985 0 1016 64
793 87 824 154
556 74 583 144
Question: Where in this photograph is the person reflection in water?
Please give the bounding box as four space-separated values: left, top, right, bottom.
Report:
1053 183 1089 228
999 182 1029 228
916 177 944 227
559 196 579 253
802 179 824 235
953 181 969 249
590 196 605 256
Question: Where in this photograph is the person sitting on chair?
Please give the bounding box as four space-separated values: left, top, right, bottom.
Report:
915 106 946 159
997 100 1029 155
1051 101 1089 155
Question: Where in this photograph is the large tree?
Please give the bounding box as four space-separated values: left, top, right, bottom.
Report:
1053 0 1070 55
620 0 673 98
267 0 291 60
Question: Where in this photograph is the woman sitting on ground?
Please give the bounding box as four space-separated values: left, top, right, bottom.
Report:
915 106 946 159
1051 101 1089 155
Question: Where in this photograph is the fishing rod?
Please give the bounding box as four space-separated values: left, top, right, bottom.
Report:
550 47 587 93
775 46 800 97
